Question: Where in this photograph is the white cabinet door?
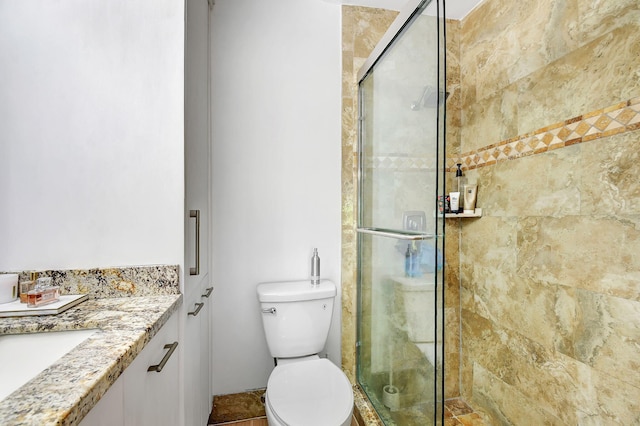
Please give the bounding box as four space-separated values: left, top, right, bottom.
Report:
184 0 211 300
184 277 213 426
81 313 179 426
184 0 213 422
199 282 212 423
124 313 180 426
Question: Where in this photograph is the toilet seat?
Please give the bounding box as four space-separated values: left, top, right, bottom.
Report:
266 358 353 426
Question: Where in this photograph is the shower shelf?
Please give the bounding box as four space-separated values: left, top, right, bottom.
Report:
444 208 483 218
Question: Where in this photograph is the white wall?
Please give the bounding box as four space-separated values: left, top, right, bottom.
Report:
0 0 184 271
211 0 342 394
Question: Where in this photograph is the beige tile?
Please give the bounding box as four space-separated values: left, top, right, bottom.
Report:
516 215 640 301
471 363 564 425
461 0 580 102
516 22 640 136
576 0 640 46
580 130 640 215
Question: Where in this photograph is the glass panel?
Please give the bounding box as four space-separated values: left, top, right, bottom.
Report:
359 7 442 234
357 1 446 424
357 232 443 425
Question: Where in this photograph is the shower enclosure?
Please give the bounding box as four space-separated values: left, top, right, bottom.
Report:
356 0 446 424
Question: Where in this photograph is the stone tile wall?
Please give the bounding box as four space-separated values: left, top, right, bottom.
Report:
457 0 640 423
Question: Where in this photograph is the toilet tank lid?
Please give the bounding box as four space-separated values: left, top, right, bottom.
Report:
257 280 336 302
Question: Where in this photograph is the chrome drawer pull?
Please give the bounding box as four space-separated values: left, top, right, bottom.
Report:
147 341 178 373
201 287 213 298
188 302 204 316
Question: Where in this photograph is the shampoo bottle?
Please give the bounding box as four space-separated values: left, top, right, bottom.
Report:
405 244 411 277
463 184 478 213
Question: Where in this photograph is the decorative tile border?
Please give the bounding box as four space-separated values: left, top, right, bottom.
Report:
1 265 180 299
448 96 640 171
365 156 435 170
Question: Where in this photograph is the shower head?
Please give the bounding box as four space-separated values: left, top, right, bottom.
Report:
410 86 449 110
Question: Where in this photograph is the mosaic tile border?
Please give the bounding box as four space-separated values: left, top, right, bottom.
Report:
365 156 436 170
448 96 640 171
1 265 180 299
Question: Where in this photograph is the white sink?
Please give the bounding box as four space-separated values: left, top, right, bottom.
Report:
0 328 97 401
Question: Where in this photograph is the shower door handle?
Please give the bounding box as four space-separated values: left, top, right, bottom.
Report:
189 210 200 275
356 227 435 240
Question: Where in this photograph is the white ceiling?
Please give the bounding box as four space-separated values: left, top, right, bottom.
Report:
330 0 484 20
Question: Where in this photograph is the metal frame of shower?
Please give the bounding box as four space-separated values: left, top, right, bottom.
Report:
355 0 447 423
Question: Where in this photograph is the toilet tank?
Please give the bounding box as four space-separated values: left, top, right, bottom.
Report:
257 280 336 358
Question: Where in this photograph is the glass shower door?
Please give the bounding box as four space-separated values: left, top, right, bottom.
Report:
356 1 446 424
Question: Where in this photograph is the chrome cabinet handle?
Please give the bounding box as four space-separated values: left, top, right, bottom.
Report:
189 210 200 275
188 302 204 316
147 342 178 373
201 287 213 298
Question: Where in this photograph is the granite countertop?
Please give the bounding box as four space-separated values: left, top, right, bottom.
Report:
0 294 182 425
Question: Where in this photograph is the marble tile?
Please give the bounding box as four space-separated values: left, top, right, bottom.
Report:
516 214 640 301
462 309 640 424
470 363 564 425
576 0 640 46
462 311 584 424
516 24 640 136
554 287 640 387
462 0 580 103
461 86 520 153
580 130 640 215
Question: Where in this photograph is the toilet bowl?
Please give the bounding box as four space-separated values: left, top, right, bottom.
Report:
257 280 354 426
264 357 353 426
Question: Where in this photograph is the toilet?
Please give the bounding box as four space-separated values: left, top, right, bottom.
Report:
257 280 354 426
392 273 441 366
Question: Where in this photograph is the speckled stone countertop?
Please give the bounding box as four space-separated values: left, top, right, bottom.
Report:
0 294 182 425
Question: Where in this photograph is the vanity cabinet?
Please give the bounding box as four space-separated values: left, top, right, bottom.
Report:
124 312 179 426
80 312 179 426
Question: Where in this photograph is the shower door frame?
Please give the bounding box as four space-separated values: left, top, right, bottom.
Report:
355 0 447 424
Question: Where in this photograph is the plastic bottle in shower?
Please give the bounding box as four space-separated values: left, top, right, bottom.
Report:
405 244 411 277
410 242 422 278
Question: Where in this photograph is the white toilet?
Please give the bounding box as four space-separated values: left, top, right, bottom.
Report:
257 280 354 426
392 273 441 365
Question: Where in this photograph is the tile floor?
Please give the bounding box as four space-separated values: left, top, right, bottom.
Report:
208 389 485 426
444 399 486 426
